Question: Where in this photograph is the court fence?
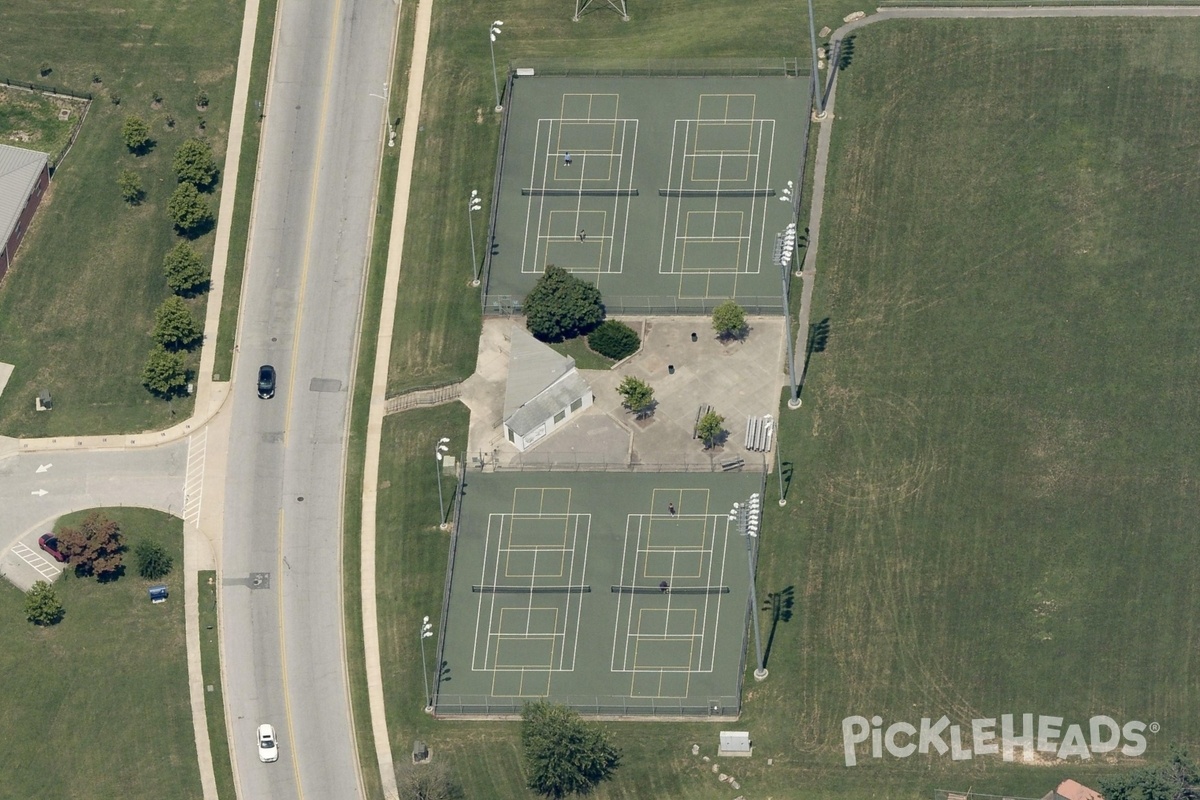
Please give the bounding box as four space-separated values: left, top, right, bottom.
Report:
933 791 1041 800
433 694 742 719
508 58 804 78
483 294 785 318
486 456 766 473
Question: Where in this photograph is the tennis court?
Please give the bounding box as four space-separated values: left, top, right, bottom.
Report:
434 471 763 717
483 73 810 314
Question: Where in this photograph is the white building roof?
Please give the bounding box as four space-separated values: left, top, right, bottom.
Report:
0 144 49 246
503 326 576 420
506 370 592 437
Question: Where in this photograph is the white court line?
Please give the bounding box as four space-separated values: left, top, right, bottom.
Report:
11 541 64 580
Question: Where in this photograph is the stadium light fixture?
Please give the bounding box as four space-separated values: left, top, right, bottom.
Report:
730 500 768 681
420 616 435 710
468 189 483 286
435 437 451 528
489 21 505 112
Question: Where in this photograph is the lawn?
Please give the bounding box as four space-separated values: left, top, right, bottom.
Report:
0 508 199 800
548 334 616 371
375 14 1200 800
199 570 236 800
0 0 244 436
0 85 87 166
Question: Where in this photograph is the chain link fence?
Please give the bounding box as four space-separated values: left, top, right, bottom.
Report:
433 694 741 718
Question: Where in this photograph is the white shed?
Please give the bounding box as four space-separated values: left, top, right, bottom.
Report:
503 326 594 452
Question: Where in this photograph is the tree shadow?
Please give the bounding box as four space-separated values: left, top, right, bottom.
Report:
761 585 795 667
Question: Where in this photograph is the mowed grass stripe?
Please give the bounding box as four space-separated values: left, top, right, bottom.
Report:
749 18 1200 797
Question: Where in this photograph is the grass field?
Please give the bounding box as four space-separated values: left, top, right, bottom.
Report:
0 86 86 165
0 508 198 800
0 0 243 436
374 14 1200 800
199 570 236 800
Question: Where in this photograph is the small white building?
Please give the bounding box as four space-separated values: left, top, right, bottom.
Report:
503 326 593 452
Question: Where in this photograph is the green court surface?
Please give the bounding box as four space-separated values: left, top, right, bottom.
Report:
482 75 809 315
434 471 764 717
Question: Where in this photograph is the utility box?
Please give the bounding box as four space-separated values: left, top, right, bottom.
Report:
718 731 752 757
35 390 52 411
148 585 168 604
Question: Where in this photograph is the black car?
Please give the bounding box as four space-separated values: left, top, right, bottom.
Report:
257 365 276 399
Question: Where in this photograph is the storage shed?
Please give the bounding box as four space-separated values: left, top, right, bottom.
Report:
503 326 593 452
0 143 51 282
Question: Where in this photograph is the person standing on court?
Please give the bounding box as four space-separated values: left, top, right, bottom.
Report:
668 502 676 516
564 151 572 166
578 229 586 242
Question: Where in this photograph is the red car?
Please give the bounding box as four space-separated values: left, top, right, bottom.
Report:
38 534 67 563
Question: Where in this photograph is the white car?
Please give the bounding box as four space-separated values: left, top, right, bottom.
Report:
257 723 279 763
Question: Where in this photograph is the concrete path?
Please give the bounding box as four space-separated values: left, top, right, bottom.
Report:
360 0 436 796
793 4 1200 396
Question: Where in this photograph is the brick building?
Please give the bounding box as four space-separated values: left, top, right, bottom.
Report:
0 143 51 281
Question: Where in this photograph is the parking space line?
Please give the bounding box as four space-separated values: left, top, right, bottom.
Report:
11 542 64 579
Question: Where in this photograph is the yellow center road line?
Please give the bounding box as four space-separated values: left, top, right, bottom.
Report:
277 0 347 796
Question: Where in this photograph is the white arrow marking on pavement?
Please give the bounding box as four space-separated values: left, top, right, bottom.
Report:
36 463 52 473
31 489 48 497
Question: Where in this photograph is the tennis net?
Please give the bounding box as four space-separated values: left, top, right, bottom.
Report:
472 584 592 594
520 188 639 197
610 585 730 595
657 188 775 198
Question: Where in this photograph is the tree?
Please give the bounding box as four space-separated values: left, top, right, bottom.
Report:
153 296 203 350
121 115 152 153
1099 745 1200 800
587 320 639 360
134 540 173 580
25 581 64 626
167 182 214 236
521 701 619 798
696 409 725 450
162 242 210 295
142 344 190 397
616 376 655 419
117 169 144 204
394 762 462 800
172 137 218 188
523 265 604 342
57 512 125 581
712 299 747 341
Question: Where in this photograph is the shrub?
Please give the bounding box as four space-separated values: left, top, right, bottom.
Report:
587 320 639 360
25 581 64 626
135 540 173 580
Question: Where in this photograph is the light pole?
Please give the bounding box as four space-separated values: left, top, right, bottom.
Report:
730 495 768 681
468 189 483 286
770 418 786 507
435 437 449 528
420 615 434 711
807 0 826 119
489 21 504 112
775 222 801 409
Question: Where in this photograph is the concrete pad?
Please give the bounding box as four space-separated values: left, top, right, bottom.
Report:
465 316 787 471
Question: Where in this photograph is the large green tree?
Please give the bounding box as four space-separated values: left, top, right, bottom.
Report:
616 375 655 419
152 296 203 350
524 265 604 342
521 702 619 798
121 115 152 153
162 242 210 295
167 182 214 236
25 581 64 626
1099 745 1200 800
142 345 190 397
696 409 725 450
172 137 218 188
57 512 125 581
711 299 747 341
117 169 144 204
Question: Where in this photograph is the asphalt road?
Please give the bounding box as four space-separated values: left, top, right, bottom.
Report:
0 444 188 588
218 0 397 798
